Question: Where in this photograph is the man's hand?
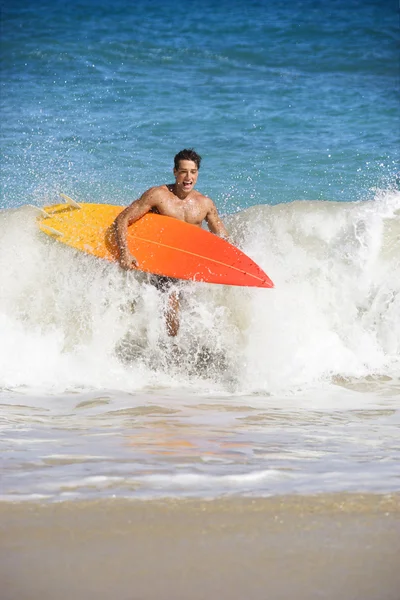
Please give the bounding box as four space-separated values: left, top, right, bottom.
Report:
119 250 138 270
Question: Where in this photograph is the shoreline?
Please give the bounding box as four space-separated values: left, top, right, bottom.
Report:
1 493 399 600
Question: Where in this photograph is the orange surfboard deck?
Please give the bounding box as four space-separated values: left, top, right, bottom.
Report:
37 201 274 288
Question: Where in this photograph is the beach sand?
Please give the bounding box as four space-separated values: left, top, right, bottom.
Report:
1 494 399 600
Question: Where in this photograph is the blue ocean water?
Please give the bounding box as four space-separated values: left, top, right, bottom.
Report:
1 0 400 502
1 0 399 211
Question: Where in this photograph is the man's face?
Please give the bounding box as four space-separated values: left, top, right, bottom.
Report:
173 160 199 195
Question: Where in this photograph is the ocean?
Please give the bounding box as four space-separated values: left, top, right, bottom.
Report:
1 1 399 598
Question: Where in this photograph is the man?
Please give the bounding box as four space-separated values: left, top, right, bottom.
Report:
113 149 229 337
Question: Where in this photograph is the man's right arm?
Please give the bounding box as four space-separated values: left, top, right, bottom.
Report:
113 189 156 269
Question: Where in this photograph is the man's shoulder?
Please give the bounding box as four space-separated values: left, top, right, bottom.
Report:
192 190 215 206
143 184 169 196
140 184 170 202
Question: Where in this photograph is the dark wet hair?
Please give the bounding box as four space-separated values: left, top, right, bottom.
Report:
174 148 202 170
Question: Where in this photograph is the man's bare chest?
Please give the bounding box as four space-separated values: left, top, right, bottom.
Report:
157 195 207 225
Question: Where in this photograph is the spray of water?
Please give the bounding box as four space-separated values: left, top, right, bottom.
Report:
0 190 399 394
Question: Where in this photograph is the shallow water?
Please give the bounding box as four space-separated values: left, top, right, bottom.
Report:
1 380 399 501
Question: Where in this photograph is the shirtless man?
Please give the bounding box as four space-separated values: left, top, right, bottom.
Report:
113 149 229 337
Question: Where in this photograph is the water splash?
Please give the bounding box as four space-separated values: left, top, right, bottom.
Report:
0 191 399 394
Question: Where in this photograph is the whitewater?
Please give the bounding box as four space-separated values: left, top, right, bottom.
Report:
1 190 399 501
1 190 399 393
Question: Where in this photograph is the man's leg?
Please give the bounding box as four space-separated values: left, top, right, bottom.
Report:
165 290 180 337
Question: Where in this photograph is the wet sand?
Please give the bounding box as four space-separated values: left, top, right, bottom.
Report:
1 494 399 600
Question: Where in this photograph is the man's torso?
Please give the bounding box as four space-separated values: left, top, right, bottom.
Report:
148 185 211 227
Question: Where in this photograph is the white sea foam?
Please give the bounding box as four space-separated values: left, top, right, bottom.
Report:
0 191 399 394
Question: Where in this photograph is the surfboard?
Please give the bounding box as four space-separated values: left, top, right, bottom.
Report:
37 195 274 288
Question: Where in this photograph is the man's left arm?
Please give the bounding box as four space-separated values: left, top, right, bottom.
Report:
205 201 229 240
